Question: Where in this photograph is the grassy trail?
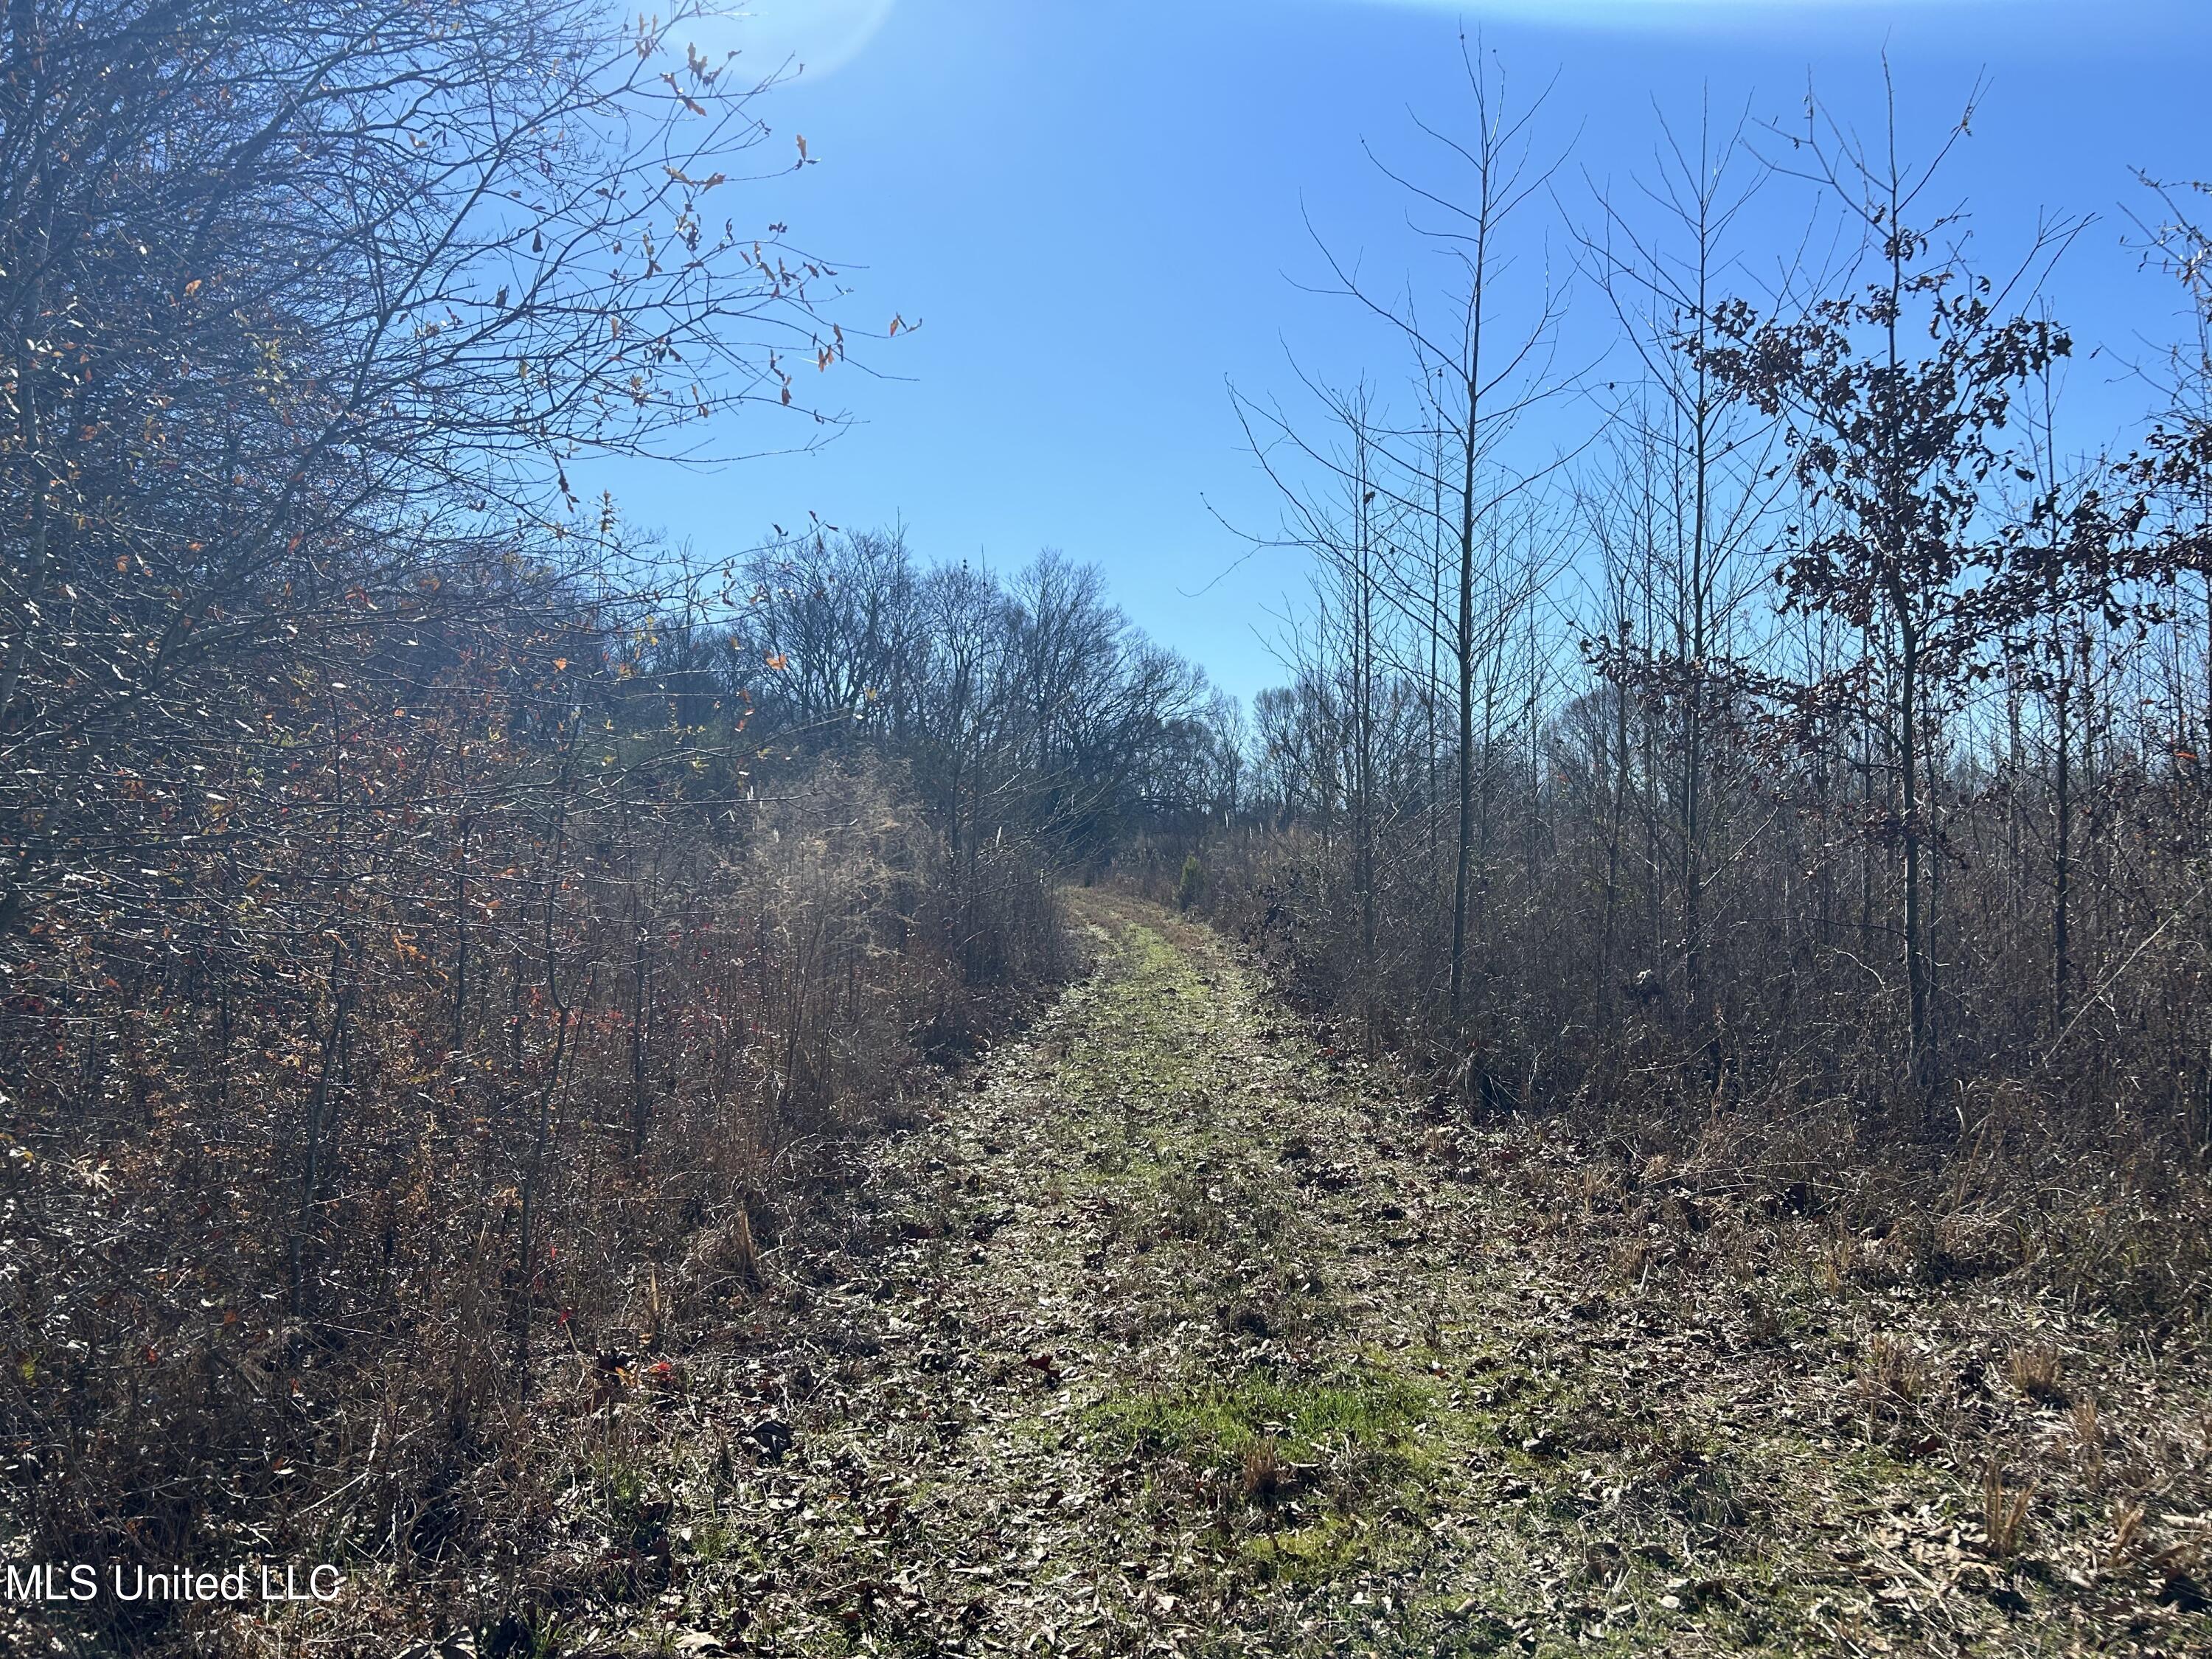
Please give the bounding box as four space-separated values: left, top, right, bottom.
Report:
541 897 2207 1658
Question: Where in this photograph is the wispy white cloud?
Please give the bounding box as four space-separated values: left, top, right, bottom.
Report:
1342 0 1998 23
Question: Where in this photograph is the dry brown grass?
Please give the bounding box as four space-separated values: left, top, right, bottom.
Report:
1856 1331 1930 1415
0 759 1069 1655
2006 1339 2067 1404
2071 1395 2105 1486
1201 824 2212 1340
1332 1075 2212 1649
1980 1459 2038 1561
1240 1437 1285 1503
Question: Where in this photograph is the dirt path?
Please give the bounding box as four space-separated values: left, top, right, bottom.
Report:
551 897 2209 1658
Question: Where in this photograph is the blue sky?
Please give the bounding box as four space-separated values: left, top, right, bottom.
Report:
591 0 2212 704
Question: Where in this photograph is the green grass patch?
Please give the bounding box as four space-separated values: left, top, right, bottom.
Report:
1051 927 1220 1096
1085 1360 1434 1489
1239 1512 1371 1582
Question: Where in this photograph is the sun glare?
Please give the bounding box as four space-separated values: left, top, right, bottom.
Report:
682 0 898 83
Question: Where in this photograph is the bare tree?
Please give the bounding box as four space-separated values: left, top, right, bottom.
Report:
1576 93 1787 1018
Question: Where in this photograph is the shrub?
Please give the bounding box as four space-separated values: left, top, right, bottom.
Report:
0 754 1065 1651
1175 854 1208 914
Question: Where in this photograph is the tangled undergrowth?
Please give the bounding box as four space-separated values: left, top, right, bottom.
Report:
32 895 2204 1656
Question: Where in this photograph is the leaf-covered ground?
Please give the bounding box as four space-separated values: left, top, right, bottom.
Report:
394 898 2212 1655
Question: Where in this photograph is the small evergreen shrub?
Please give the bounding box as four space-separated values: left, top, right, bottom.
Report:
1175 853 1206 913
